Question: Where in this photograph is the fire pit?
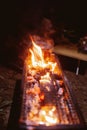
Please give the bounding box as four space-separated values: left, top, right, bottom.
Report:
18 36 85 130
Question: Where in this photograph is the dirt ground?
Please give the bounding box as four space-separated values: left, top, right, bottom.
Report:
0 64 87 130
0 65 22 130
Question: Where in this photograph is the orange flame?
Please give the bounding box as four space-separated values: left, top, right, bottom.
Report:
29 36 45 68
28 36 62 75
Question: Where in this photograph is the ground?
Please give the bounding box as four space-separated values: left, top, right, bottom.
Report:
0 64 87 130
0 65 22 130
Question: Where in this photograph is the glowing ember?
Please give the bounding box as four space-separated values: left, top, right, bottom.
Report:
26 105 59 126
38 106 59 126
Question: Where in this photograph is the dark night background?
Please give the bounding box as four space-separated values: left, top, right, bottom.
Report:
1 0 87 33
0 2 87 129
0 0 87 65
0 2 87 130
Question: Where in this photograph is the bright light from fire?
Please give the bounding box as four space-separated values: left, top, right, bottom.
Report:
39 106 59 126
40 72 51 83
28 36 62 75
27 105 59 126
29 37 45 68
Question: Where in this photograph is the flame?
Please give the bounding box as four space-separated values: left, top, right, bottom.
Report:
40 72 51 83
28 36 62 75
29 36 45 68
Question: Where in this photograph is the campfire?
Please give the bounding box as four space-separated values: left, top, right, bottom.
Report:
19 35 84 129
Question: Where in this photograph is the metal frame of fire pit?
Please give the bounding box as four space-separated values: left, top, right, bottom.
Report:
18 55 85 130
